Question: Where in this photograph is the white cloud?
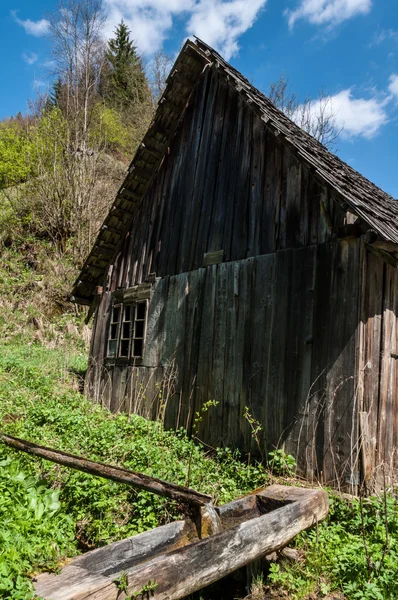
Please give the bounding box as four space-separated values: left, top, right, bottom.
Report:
286 0 372 29
186 0 266 59
11 10 50 36
301 89 389 139
370 28 398 46
22 52 38 65
388 74 398 99
103 0 266 58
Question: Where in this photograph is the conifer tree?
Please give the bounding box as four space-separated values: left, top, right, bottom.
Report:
103 20 150 110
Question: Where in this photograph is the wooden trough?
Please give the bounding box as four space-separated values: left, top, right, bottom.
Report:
0 434 329 600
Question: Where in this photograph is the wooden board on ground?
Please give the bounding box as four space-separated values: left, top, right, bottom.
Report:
34 485 328 600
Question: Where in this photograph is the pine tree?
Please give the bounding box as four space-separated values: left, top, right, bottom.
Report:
103 20 150 110
45 78 65 112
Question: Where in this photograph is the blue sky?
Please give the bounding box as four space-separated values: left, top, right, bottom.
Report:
1 0 398 198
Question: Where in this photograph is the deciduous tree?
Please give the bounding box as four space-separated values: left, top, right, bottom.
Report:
267 73 342 151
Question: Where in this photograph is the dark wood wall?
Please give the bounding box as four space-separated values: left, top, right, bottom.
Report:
360 251 398 486
85 65 398 487
87 239 364 486
109 66 347 292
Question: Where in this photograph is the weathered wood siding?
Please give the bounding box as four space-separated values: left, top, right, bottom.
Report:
87 239 362 485
85 65 398 487
360 249 398 486
108 67 346 292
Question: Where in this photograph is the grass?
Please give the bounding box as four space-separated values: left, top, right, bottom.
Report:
2 246 398 600
0 339 267 598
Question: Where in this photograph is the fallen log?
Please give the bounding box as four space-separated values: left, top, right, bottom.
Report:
35 485 329 600
0 433 212 507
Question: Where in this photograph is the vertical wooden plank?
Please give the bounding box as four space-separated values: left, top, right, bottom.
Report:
180 267 206 431
85 291 112 403
284 150 302 249
308 178 321 247
160 124 190 278
360 250 384 482
144 278 168 368
299 165 310 247
201 262 229 447
230 104 252 261
308 242 332 482
322 240 361 489
200 78 229 256
318 188 334 245
261 135 282 254
221 91 245 261
100 366 112 411
205 81 234 255
221 261 241 448
238 257 256 453
377 264 398 482
249 254 276 456
162 273 187 430
284 246 316 469
178 72 212 273
246 115 266 257
110 366 122 413
266 248 293 450
194 265 217 437
190 70 222 269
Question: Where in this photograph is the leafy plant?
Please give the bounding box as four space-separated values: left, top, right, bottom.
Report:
267 492 398 599
267 448 296 476
0 339 266 598
243 406 263 454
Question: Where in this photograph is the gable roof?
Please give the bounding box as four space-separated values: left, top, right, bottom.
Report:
71 38 398 306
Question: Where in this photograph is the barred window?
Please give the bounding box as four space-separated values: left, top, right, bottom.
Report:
107 301 148 360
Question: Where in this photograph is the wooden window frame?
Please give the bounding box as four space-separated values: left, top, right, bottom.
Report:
106 299 148 364
107 304 122 359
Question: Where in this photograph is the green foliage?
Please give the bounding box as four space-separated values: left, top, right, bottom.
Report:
192 400 219 435
243 406 263 452
0 118 34 188
267 448 297 476
0 338 267 598
92 105 130 152
103 20 150 110
114 573 158 600
268 492 398 599
0 451 76 598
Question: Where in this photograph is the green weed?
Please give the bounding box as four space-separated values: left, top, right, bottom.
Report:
268 492 398 599
0 341 267 598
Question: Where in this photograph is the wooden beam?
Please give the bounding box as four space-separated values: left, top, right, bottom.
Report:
85 292 101 325
83 264 105 276
0 433 212 507
123 283 152 302
69 295 92 306
337 224 362 239
364 229 394 250
101 224 123 235
119 187 142 203
91 245 117 259
365 243 398 269
34 486 328 600
140 144 163 159
359 411 372 483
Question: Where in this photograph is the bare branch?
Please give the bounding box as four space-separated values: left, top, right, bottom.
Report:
267 74 342 152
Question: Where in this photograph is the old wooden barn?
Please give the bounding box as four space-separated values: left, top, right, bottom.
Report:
71 39 398 489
